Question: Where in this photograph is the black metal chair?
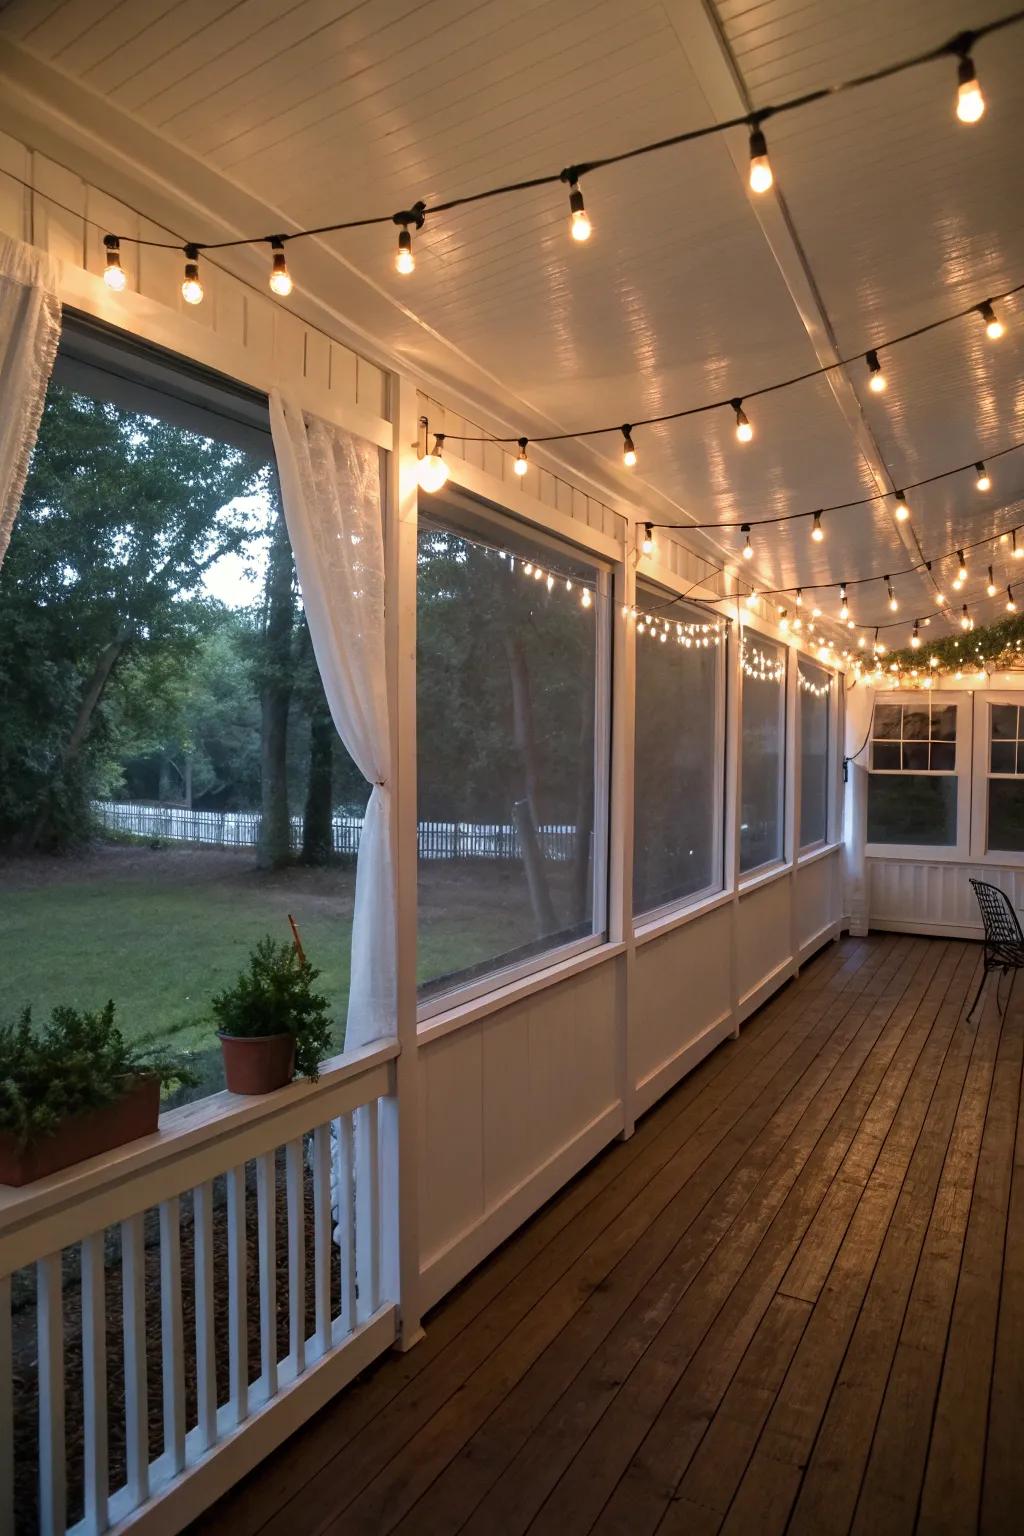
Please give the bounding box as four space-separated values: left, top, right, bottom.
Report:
968 878 1024 1020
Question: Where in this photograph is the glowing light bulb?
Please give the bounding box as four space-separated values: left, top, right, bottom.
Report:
103 235 126 291
1008 588 1018 612
987 566 998 597
961 605 972 630
741 524 753 560
779 610 790 632
748 126 773 193
181 246 203 305
622 426 637 467
956 55 985 123
887 577 898 612
1015 531 1024 560
957 551 968 584
911 624 921 650
866 349 886 392
568 178 591 241
745 590 757 610
732 400 753 443
894 493 909 522
269 239 293 296
641 522 654 555
417 434 448 493
978 300 1004 339
975 461 990 492
581 587 592 609
395 230 414 275
839 585 849 620
514 438 529 476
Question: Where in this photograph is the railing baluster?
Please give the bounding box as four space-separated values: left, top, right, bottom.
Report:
226 1165 248 1426
81 1233 109 1532
159 1199 186 1475
311 1125 331 1354
0 1273 13 1536
355 1100 381 1323
285 1140 305 1376
193 1182 216 1451
37 1253 65 1536
334 1113 356 1334
255 1153 277 1398
121 1214 149 1510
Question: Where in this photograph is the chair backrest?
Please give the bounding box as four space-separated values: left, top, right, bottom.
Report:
970 878 1024 952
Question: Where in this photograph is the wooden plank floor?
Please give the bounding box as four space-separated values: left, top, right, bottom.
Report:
193 934 1024 1536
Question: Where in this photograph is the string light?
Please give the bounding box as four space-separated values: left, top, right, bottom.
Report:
748 125 773 193
641 522 654 555
955 49 986 122
1015 531 1024 560
742 524 753 560
514 438 529 476
417 432 449 493
795 588 803 606
839 584 849 620
957 550 969 586
894 491 910 522
1008 587 1018 612
181 245 203 305
978 300 1004 339
581 587 592 608
866 349 886 392
268 238 293 297
988 565 998 597
745 590 758 610
887 576 898 611
622 427 637 467
732 400 753 443
911 621 921 649
976 461 991 491
393 202 425 275
567 176 591 242
102 234 126 291
961 604 973 630
741 641 785 683
810 511 824 543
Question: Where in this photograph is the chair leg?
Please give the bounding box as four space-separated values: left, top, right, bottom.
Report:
1003 965 1019 1022
967 964 989 1021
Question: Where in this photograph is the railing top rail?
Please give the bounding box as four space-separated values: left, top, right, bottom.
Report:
0 1038 398 1270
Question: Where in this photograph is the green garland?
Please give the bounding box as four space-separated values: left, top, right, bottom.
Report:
880 611 1024 677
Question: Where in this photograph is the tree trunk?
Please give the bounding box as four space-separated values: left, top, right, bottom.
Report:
302 700 334 864
504 633 557 935
258 511 295 870
29 635 126 849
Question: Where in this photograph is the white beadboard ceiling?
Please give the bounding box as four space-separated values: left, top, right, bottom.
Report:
2 0 1023 643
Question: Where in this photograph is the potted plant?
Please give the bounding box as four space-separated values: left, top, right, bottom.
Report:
212 935 333 1095
0 1002 195 1187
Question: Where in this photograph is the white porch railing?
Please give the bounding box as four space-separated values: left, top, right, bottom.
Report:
0 1041 400 1536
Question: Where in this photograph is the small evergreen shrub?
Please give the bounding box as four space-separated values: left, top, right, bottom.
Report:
0 1002 195 1148
211 937 333 1081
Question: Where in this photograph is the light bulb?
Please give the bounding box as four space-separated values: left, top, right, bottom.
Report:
181 246 203 305
957 551 968 584
866 349 886 392
622 426 637 467
103 235 126 291
581 587 592 609
887 577 898 612
779 611 790 632
741 525 753 560
1015 531 1024 560
810 511 824 542
568 178 591 242
514 438 529 476
795 588 803 606
894 493 909 522
961 605 972 630
975 461 990 492
956 55 985 123
978 300 1004 339
269 240 293 297
839 585 849 620
987 566 997 597
745 590 757 609
641 522 654 555
417 434 448 493
748 127 773 193
732 400 753 443
911 624 921 649
935 591 948 606
1008 588 1018 612
396 229 414 275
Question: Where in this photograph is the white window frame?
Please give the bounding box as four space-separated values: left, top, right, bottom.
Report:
631 581 726 927
970 690 1024 865
797 657 834 854
865 690 970 861
738 624 789 879
414 487 613 1024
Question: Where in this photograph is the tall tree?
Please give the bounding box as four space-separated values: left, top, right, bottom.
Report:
255 506 296 869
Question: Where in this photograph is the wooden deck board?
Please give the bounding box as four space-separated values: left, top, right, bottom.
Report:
191 934 1023 1536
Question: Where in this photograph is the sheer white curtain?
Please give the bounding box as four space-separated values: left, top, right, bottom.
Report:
0 235 61 571
269 390 395 1048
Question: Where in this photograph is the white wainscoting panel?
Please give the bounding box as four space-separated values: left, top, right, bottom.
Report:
417 955 622 1310
632 904 733 1117
737 874 795 1020
867 857 1023 938
795 849 842 958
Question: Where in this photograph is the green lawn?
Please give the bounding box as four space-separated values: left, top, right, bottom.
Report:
0 844 555 1091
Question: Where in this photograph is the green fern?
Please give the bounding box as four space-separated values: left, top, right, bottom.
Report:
211 937 333 1081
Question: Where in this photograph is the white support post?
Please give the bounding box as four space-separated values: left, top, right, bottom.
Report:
159 1199 186 1476
81 1233 109 1533
787 640 800 978
611 533 637 1140
285 1140 306 1374
192 1181 217 1452
382 370 424 1349
37 1254 65 1536
334 1113 357 1333
226 1166 248 1428
311 1123 332 1356
255 1154 277 1399
120 1214 148 1511
727 598 744 1036
355 1099 381 1323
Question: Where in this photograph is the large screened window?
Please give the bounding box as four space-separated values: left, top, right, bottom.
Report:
416 495 608 1005
986 703 1024 852
867 699 957 846
633 595 724 917
739 636 786 874
799 661 831 849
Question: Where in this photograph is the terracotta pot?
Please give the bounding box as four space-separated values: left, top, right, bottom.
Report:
0 1074 161 1188
219 1031 295 1095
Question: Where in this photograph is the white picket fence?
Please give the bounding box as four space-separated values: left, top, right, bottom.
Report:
0 1041 399 1536
91 800 579 862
